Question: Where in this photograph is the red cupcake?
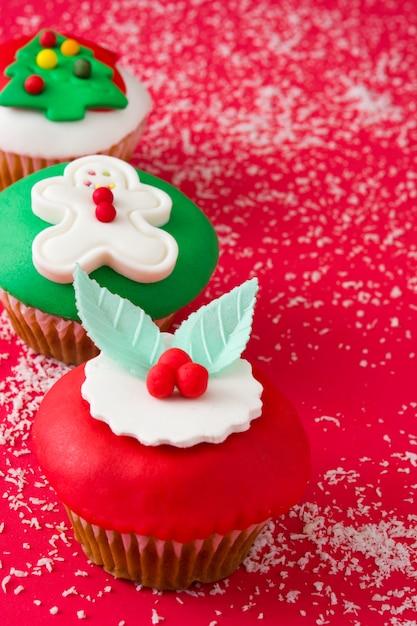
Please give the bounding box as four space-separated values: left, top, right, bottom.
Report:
32 268 310 589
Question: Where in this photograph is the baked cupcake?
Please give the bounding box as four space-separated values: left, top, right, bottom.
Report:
0 29 151 189
0 154 218 364
32 268 311 590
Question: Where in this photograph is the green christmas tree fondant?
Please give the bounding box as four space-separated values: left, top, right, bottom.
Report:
0 30 128 121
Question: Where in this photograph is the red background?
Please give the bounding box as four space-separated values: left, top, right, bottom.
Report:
1 1 417 624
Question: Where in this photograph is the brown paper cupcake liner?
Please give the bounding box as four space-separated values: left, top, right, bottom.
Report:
66 508 266 590
0 117 147 190
0 289 174 365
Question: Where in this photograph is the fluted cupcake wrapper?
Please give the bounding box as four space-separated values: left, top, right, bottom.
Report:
66 508 266 591
0 289 174 365
0 117 147 190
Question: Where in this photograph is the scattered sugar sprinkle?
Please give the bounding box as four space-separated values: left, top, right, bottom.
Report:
315 415 341 428
151 608 165 624
62 586 78 597
74 570 89 577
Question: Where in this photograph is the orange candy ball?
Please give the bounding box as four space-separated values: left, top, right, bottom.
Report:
61 38 80 56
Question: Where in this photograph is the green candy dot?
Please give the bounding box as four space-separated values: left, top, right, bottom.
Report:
73 58 92 78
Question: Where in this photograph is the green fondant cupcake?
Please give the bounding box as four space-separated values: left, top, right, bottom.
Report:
0 155 218 364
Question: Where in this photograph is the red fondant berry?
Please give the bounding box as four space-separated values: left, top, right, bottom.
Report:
146 363 176 399
95 201 116 223
40 30 57 48
176 362 209 398
24 74 45 95
92 186 114 204
158 348 192 371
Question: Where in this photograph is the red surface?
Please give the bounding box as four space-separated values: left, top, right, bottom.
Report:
1 1 417 624
32 364 309 541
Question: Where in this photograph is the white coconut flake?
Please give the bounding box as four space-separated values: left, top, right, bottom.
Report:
151 608 165 624
1 575 11 593
62 586 77 597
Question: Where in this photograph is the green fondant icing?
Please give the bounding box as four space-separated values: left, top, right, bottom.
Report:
172 278 258 373
0 164 219 321
74 267 257 379
0 31 127 121
74 266 165 378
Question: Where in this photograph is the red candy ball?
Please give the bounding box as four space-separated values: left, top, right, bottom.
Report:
146 363 176 399
24 74 45 95
176 362 209 398
147 349 209 400
158 348 192 371
95 201 116 223
40 30 57 48
92 186 114 205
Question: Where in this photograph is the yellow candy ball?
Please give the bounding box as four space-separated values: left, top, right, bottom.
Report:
61 38 80 56
36 49 58 70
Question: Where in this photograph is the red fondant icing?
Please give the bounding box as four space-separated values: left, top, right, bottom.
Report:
176 361 208 398
158 347 191 370
24 74 45 95
92 186 114 204
39 30 57 48
32 364 310 543
95 201 116 222
146 362 176 398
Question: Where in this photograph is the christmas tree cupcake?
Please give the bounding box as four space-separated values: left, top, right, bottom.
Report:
0 29 151 189
0 154 218 364
32 268 311 590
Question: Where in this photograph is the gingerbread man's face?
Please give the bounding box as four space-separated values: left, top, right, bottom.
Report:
31 155 178 284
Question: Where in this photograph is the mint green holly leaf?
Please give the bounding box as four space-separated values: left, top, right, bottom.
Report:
74 266 164 378
172 278 258 374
